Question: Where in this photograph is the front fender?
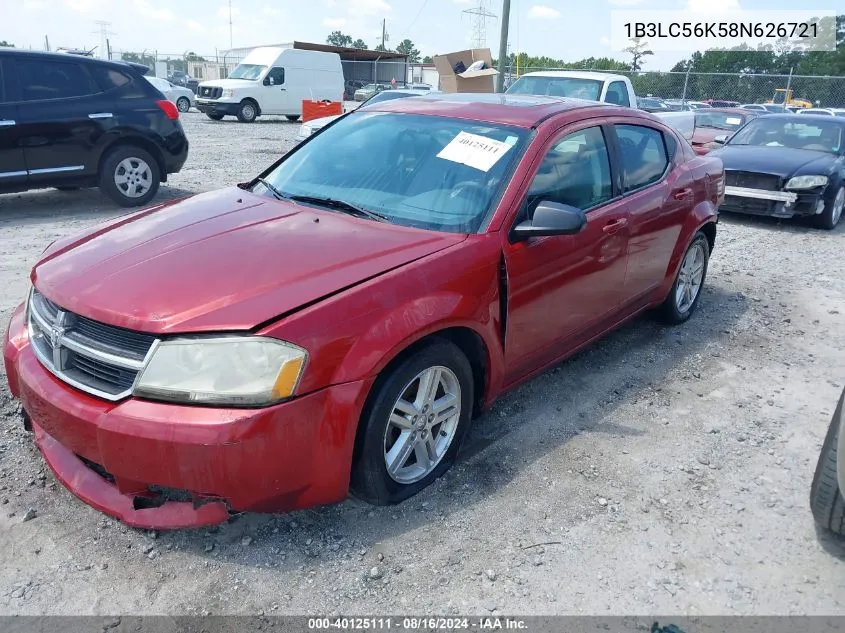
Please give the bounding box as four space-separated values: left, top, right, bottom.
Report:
263 235 506 406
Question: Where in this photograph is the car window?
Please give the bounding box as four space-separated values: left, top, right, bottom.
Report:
729 117 843 153
615 124 669 191
266 67 285 86
527 126 613 211
606 81 630 107
17 59 99 101
259 112 530 234
90 66 131 91
507 76 603 101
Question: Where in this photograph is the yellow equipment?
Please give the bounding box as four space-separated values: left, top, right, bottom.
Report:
766 88 813 109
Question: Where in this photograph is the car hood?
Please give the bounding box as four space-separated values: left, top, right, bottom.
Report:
33 188 466 334
710 145 838 178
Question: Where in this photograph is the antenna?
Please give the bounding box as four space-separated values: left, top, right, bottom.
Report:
92 20 115 59
462 0 497 49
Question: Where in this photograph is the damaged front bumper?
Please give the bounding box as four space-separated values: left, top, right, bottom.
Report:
721 185 825 218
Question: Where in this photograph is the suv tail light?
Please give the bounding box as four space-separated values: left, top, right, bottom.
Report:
156 99 179 120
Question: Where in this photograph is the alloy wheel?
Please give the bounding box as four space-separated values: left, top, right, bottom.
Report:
832 187 844 227
675 242 705 313
383 366 462 484
114 157 152 199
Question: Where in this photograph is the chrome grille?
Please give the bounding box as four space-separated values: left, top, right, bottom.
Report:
27 289 157 401
199 86 222 99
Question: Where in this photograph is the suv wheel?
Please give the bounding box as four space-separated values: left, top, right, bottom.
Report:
206 113 224 121
99 146 161 207
237 100 258 123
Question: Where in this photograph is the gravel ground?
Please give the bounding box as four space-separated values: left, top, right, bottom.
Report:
0 112 844 616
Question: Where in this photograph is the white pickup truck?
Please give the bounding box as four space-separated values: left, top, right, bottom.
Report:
506 71 695 140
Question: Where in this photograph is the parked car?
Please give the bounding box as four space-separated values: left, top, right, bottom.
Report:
666 100 712 111
296 88 440 142
709 114 845 229
353 83 389 101
0 50 189 207
741 104 768 112
145 75 195 113
798 108 845 117
705 99 741 108
195 47 344 122
507 71 695 141
3 94 722 529
811 385 845 537
690 108 761 155
409 83 433 91
637 97 678 112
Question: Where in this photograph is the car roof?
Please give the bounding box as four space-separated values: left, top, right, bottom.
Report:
519 70 628 82
699 107 758 114
757 113 845 124
0 48 147 74
362 92 624 128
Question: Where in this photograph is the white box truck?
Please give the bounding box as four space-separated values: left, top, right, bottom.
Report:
195 46 344 123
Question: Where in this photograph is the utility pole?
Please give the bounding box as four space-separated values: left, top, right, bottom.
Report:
496 0 511 92
381 19 387 50
92 21 115 60
228 0 234 49
44 35 50 51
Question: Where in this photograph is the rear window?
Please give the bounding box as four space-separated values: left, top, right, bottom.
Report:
90 66 132 92
17 59 100 101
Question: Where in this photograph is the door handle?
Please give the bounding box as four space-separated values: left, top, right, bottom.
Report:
88 112 113 119
672 188 693 200
0 120 15 127
603 218 628 234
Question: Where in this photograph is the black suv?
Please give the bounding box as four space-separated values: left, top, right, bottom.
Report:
0 51 189 207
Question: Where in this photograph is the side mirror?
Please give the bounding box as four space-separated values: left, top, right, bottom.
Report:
511 201 587 241
713 134 729 145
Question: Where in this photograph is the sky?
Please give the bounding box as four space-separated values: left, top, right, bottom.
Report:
3 0 843 71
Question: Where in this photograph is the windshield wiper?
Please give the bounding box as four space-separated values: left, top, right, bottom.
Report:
287 195 389 223
255 178 287 201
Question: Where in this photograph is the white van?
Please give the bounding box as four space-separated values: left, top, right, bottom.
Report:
195 47 344 123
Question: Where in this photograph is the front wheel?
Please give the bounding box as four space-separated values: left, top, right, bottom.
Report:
236 100 258 123
656 231 710 325
814 185 844 231
176 97 191 113
350 340 474 505
811 389 845 535
98 146 161 207
206 113 224 121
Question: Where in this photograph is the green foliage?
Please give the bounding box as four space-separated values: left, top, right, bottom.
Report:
351 39 368 50
0 40 13 48
326 31 353 48
623 37 654 71
396 39 421 63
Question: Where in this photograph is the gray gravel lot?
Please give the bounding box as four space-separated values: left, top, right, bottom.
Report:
0 112 844 616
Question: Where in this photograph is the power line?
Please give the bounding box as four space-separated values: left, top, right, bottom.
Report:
402 0 430 38
463 0 497 49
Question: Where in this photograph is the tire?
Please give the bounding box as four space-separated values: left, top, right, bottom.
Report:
236 100 258 123
286 115 300 122
176 97 191 113
814 185 844 231
206 113 224 121
656 231 710 325
811 390 845 535
98 146 161 208
350 339 474 505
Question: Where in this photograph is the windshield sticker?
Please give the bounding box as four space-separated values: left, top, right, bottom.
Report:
437 132 513 172
725 117 742 125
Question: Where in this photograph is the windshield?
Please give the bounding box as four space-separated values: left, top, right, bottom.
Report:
695 111 748 131
507 76 602 101
257 112 530 233
728 118 844 153
363 91 423 106
228 64 267 80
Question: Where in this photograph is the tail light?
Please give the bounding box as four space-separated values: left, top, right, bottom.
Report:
156 99 179 121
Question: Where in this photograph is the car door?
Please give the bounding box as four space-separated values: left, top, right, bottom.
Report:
262 66 288 114
611 122 691 305
0 57 27 186
502 124 630 383
11 56 109 184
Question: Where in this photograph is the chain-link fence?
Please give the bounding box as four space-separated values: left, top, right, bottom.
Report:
502 67 845 108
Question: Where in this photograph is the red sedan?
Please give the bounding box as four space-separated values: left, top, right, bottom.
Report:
690 108 761 155
3 95 724 529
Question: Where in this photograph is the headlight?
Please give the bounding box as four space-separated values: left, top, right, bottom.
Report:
221 89 234 99
133 336 307 407
785 175 828 189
